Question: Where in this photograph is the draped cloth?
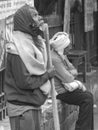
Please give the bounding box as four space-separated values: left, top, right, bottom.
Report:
6 4 48 75
7 31 48 75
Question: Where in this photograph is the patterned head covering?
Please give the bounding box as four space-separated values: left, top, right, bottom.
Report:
14 4 43 38
50 32 70 51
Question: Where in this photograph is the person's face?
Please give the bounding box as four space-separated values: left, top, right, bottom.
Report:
29 8 44 27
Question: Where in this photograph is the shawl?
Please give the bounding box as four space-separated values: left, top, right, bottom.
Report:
14 4 43 38
6 4 47 75
7 31 47 75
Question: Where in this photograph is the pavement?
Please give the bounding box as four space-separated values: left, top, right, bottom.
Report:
0 67 98 130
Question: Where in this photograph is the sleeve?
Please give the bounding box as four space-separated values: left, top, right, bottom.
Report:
52 56 75 83
64 55 78 77
10 54 49 90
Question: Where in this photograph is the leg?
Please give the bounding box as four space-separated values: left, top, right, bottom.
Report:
57 89 94 130
9 109 41 130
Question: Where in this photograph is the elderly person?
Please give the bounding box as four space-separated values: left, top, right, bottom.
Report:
50 32 94 130
4 4 55 130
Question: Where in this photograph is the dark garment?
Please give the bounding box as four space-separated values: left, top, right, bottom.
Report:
4 53 49 107
9 109 41 130
57 89 94 130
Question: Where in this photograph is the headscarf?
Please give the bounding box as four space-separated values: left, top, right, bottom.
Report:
14 4 43 37
50 32 70 51
13 4 43 49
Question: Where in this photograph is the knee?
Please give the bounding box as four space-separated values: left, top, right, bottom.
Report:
85 92 93 105
88 92 93 101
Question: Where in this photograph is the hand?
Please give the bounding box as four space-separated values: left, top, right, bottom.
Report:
47 66 56 79
63 82 79 92
75 80 86 91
